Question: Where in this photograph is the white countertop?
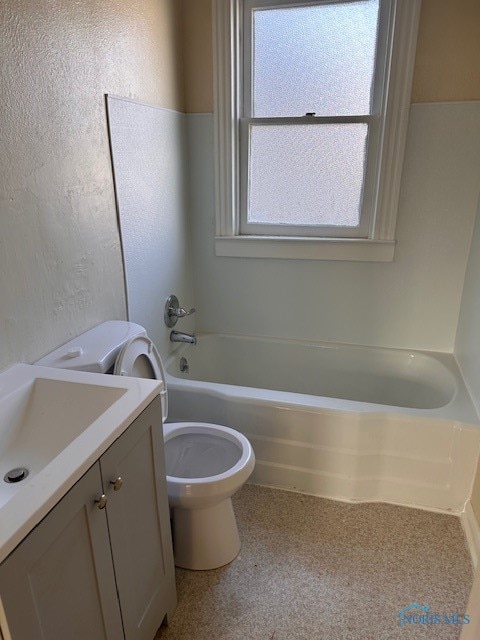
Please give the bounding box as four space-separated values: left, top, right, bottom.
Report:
0 364 161 563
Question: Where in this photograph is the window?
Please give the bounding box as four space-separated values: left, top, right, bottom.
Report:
213 0 421 261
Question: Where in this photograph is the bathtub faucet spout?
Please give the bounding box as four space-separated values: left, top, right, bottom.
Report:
170 330 197 345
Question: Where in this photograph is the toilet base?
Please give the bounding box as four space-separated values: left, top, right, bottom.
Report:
171 498 241 570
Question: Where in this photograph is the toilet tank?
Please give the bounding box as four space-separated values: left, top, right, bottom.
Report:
35 321 147 373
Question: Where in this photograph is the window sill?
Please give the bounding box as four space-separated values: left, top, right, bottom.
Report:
214 236 395 262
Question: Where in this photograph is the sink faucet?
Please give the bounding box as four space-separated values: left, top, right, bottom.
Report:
170 331 197 345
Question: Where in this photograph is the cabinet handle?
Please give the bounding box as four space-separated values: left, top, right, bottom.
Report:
110 477 123 491
95 494 108 509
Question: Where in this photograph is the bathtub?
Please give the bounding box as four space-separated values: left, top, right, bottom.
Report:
165 334 480 513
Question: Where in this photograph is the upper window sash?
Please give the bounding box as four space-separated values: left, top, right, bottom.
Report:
242 0 389 119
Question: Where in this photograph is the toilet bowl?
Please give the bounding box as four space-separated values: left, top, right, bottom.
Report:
35 321 255 570
164 422 255 570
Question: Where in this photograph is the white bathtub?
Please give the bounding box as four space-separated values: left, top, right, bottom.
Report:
165 334 480 513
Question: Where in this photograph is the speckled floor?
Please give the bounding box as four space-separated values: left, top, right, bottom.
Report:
157 485 473 640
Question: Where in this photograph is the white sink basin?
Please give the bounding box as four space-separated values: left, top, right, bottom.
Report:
0 377 127 509
0 364 161 562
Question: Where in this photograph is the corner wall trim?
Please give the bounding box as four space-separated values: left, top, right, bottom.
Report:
461 501 480 570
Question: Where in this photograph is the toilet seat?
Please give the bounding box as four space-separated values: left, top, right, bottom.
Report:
114 335 168 421
163 422 255 508
163 423 252 483
165 432 241 479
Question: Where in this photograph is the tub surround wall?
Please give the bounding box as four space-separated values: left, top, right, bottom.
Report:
456 198 480 527
456 198 480 417
0 0 185 370
187 103 480 351
107 98 194 356
456 196 480 581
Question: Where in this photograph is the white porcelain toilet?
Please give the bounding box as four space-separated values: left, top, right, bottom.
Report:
163 421 254 569
36 321 255 570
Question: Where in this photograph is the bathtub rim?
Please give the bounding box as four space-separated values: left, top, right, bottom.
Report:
165 333 480 427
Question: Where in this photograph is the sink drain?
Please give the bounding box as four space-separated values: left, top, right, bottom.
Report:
4 468 29 483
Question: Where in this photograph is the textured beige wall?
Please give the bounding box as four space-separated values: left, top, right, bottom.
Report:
182 0 213 113
181 0 480 113
0 0 185 369
412 0 480 103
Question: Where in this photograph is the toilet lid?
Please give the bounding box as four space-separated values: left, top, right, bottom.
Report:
114 335 168 422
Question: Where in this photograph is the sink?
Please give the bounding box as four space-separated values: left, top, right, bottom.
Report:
0 377 127 509
0 363 161 562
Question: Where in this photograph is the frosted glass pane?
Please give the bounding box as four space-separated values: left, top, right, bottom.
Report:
248 124 367 226
252 0 379 117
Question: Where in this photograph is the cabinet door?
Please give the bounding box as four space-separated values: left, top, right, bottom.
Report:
100 397 176 640
0 464 124 640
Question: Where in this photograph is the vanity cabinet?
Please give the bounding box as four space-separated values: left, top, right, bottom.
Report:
0 397 176 640
99 397 176 640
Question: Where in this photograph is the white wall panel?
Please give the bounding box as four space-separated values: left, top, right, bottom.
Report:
456 196 480 414
107 97 194 357
187 102 480 351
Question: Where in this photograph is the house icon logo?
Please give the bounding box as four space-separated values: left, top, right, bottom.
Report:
398 604 430 627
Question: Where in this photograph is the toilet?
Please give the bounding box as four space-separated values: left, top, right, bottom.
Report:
35 321 255 570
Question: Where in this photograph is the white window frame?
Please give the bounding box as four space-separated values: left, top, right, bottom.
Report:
213 0 422 261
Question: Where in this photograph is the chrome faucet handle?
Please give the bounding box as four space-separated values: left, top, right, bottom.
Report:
164 294 195 327
170 306 195 318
